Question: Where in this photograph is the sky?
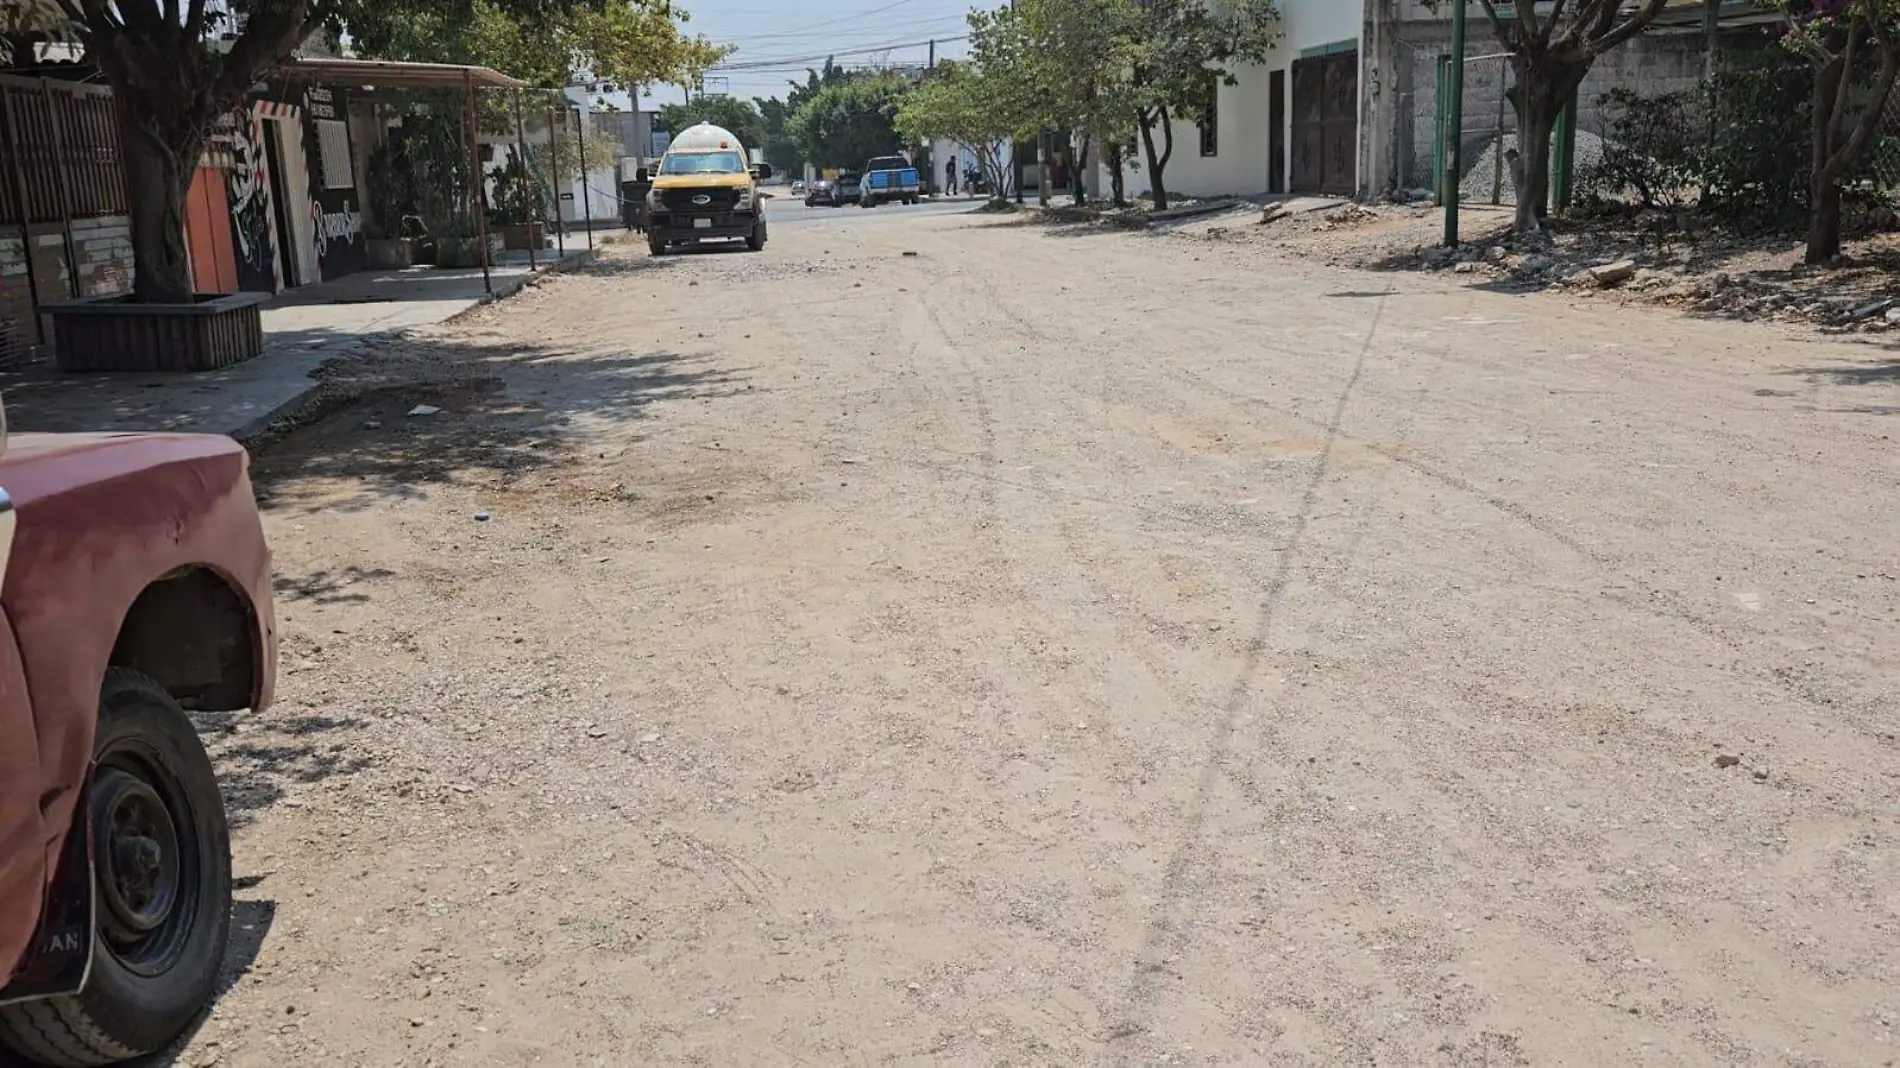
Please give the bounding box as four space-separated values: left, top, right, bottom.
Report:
634 0 978 108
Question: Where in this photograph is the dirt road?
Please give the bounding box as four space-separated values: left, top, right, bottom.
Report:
186 203 1898 1065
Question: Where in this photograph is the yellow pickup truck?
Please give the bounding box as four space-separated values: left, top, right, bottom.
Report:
643 122 774 256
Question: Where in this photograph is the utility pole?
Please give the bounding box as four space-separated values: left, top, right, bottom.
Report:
1442 0 1466 247
574 106 595 252
928 39 935 67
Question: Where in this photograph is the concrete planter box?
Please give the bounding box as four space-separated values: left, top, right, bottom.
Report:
500 222 545 250
46 291 268 373
435 235 504 268
366 237 419 269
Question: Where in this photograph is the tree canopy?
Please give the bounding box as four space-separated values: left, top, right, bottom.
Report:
41 0 720 302
658 95 769 156
1129 0 1280 208
897 60 1030 201
789 72 911 169
352 0 729 94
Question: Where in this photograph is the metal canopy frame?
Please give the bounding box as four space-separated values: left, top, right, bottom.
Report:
271 59 548 296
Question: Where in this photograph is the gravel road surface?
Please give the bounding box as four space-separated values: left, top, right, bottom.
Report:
169 202 1900 1066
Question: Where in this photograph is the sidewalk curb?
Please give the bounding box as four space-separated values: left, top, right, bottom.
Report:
233 251 597 444
443 247 598 326
227 337 373 445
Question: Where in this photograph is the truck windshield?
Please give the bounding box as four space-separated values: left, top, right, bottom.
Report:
661 151 745 175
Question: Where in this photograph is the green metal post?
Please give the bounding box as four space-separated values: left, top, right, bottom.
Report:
1443 1 1466 247
1552 88 1578 216
1433 56 1447 206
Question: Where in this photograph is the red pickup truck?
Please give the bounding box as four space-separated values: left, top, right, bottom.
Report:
0 415 276 1065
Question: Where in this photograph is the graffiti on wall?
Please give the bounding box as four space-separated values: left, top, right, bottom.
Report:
210 112 276 291
311 199 362 265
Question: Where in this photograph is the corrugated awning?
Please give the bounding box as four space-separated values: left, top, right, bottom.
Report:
277 57 528 90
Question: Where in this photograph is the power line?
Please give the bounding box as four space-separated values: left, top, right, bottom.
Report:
709 33 967 72
718 16 968 46
718 0 941 42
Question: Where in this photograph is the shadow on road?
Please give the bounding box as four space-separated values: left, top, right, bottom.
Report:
119 897 277 1067
1779 357 1900 387
250 335 752 515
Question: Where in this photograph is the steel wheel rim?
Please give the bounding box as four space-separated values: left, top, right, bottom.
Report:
91 747 201 977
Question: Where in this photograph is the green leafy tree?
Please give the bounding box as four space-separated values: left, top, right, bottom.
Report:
1772 0 1900 262
897 60 1030 203
786 58 859 113
1447 0 1672 233
39 0 719 303
754 95 803 177
789 72 912 169
1006 0 1145 207
1128 0 1280 211
658 95 769 153
354 0 729 94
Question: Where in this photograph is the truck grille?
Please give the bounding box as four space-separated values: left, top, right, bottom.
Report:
659 187 738 212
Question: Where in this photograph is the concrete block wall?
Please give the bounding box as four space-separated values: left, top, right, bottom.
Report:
0 215 134 368
0 234 33 368
72 215 134 297
1393 23 1772 191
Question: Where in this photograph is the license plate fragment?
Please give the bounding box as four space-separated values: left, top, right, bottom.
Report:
693 217 712 229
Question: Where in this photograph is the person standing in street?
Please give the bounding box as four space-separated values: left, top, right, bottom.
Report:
945 158 958 197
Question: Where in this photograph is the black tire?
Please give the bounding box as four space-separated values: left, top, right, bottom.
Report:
647 235 667 256
0 669 232 1067
746 220 767 252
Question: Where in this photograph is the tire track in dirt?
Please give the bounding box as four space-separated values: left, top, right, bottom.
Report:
962 247 1889 740
921 261 1403 1054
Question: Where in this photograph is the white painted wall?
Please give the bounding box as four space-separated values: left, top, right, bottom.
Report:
268 115 320 286
1101 0 1365 199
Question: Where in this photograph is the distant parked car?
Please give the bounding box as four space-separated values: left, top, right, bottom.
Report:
858 155 921 207
790 180 806 196
805 174 860 208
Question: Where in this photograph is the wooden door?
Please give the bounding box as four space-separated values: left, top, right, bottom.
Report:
1290 58 1324 193
185 165 239 294
1320 51 1359 196
1290 50 1359 196
1269 69 1286 195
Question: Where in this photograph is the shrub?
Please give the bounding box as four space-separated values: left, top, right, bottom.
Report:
1577 88 1699 209
1697 59 1813 230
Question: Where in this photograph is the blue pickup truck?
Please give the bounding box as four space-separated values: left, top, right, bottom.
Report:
858 155 921 207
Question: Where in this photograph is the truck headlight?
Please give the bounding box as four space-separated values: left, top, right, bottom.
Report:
645 188 661 211
735 187 753 210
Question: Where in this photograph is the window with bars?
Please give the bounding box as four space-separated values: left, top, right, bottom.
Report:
316 120 354 189
1199 74 1219 158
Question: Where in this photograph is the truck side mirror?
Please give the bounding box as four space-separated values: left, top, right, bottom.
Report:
752 162 774 181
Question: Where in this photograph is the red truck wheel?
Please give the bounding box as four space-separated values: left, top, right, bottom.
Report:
0 669 231 1066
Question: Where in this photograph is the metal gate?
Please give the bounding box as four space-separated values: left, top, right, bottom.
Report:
0 75 128 367
1289 50 1358 196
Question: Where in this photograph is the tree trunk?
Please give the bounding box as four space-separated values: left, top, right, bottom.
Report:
1808 181 1844 264
1139 109 1169 211
1807 54 1849 264
116 92 206 303
1506 61 1583 233
1108 141 1126 208
1073 134 1090 206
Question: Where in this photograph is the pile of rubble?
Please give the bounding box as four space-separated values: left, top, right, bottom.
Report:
1406 236 1900 333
